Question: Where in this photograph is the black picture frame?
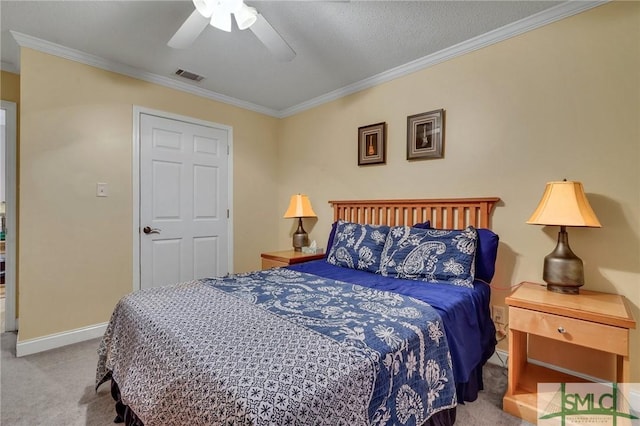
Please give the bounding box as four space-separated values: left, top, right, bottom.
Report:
358 122 386 166
407 109 444 160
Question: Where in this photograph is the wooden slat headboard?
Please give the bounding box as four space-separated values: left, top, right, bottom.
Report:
329 197 500 229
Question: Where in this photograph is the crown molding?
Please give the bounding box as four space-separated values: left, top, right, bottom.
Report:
10 31 280 118
9 1 606 119
278 1 607 118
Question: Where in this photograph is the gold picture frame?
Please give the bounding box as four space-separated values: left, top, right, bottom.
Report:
358 122 386 166
407 109 444 160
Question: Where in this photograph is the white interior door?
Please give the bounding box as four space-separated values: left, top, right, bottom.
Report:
140 112 229 289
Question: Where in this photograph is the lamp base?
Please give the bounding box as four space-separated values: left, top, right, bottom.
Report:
292 217 308 252
543 226 584 294
546 283 581 295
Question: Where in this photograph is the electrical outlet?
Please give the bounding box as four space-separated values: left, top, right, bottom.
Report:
96 182 108 197
492 305 506 325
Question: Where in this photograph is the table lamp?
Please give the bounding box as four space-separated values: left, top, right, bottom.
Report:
283 194 316 251
527 180 601 294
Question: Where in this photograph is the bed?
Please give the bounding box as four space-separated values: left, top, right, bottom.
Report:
96 197 500 426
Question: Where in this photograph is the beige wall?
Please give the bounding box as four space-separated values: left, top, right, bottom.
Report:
278 2 640 380
18 48 280 340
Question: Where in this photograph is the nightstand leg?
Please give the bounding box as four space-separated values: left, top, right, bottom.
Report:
617 355 630 383
507 328 527 395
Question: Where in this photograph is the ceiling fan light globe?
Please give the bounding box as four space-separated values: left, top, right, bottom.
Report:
210 12 232 32
216 0 243 14
235 5 257 30
230 0 245 14
193 0 214 18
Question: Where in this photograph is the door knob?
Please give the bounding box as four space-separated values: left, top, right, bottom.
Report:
143 226 161 235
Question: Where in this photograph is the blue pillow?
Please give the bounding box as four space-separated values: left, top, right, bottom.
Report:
325 221 338 259
475 228 499 283
379 226 478 288
326 221 390 273
413 221 431 229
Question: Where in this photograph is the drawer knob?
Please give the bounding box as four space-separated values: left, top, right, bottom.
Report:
557 326 566 334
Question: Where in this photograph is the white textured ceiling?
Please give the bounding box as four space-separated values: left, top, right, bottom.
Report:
2 1 580 114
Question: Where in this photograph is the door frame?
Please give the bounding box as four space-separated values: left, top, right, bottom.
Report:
132 106 234 292
1 100 17 331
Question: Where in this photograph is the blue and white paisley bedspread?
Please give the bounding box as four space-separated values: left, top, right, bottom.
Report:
96 268 456 426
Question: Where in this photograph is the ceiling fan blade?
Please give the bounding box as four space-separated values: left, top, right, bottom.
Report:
168 10 210 49
249 13 296 62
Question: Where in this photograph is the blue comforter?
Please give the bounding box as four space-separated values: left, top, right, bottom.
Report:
97 268 458 425
208 268 457 424
288 260 496 400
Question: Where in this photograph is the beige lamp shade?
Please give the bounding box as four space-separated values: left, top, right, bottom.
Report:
283 194 317 218
527 181 601 227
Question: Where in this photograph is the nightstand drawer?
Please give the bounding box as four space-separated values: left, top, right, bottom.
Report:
260 250 325 270
509 306 628 355
261 258 288 269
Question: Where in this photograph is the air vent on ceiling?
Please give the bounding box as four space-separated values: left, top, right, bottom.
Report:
175 69 205 82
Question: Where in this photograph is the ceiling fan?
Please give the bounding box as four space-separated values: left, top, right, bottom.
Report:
168 0 296 62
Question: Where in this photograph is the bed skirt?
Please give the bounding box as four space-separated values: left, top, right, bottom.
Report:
108 378 457 426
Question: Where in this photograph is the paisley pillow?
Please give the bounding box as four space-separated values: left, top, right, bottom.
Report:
411 222 499 283
379 226 478 288
326 221 390 273
326 220 430 258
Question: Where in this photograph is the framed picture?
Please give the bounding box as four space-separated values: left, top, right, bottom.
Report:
358 122 386 165
407 109 444 160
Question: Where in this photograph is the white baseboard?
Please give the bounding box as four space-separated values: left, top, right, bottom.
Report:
485 348 614 385
16 322 108 357
527 357 605 383
487 348 509 368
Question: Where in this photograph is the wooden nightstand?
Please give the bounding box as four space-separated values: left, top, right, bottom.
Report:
260 250 325 270
503 282 636 423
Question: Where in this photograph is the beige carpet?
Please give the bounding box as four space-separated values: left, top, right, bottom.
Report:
0 332 532 425
1 333 113 425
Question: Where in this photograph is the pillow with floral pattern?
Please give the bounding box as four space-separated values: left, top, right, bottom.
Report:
326 221 390 273
379 226 478 288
